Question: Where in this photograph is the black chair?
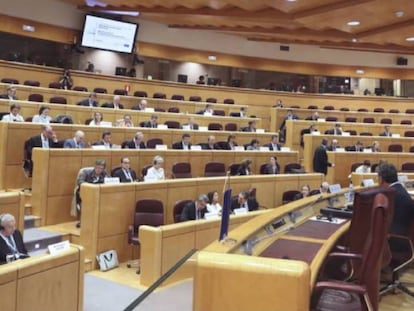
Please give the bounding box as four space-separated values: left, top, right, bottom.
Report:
228 163 241 176
48 82 62 89
282 190 300 204
127 199 164 273
223 98 235 105
134 91 148 97
73 86 88 92
284 162 303 174
164 121 180 129
153 93 166 99
208 123 223 131
168 107 180 113
24 80 40 87
171 94 184 100
189 96 202 102
388 144 403 152
206 98 217 103
173 200 192 223
1 78 19 84
93 87 107 94
204 162 226 177
225 123 238 131
146 138 163 149
49 96 67 104
28 93 44 102
172 162 192 178
401 162 414 173
114 89 128 95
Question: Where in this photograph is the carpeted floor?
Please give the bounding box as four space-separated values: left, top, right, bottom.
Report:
84 274 192 311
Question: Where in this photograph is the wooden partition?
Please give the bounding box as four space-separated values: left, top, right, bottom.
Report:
79 174 323 272
271 107 414 133
0 192 25 231
351 172 414 187
31 148 299 225
285 119 414 153
0 121 276 190
0 244 84 311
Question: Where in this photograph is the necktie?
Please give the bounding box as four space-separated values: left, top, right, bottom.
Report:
6 236 16 253
124 170 132 181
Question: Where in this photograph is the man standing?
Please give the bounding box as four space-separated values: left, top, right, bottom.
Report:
180 194 209 221
0 213 29 264
112 157 137 183
313 138 334 175
64 130 86 149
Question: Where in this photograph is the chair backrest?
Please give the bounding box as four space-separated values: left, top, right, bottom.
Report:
171 94 184 100
358 108 369 112
168 107 180 113
164 120 180 129
173 200 192 223
284 162 302 174
380 118 392 124
140 164 152 181
114 89 127 95
225 123 238 131
345 130 357 136
323 105 335 110
204 162 226 177
213 109 225 116
340 107 350 111
259 163 267 174
363 117 375 123
325 116 338 122
93 87 107 94
388 144 403 152
73 86 88 92
134 199 164 234
189 96 202 102
282 190 301 204
134 91 147 97
223 98 234 105
48 82 62 89
404 131 414 137
389 109 399 113
154 107 166 112
359 132 372 136
308 105 318 109
146 138 163 149
401 162 414 172
111 166 121 176
172 162 192 178
406 109 414 114
410 146 414 153
1 78 19 84
206 97 217 103
374 107 384 113
208 123 223 131
345 117 357 122
228 163 241 176
401 119 412 125
24 80 40 87
49 96 67 104
28 93 44 102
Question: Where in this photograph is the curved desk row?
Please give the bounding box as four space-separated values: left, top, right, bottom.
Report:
0 244 84 311
193 191 351 311
78 174 324 272
0 121 275 190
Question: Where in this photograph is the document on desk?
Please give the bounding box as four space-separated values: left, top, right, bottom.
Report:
309 216 347 224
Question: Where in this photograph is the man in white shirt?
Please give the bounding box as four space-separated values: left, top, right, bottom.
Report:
2 104 24 122
355 160 371 173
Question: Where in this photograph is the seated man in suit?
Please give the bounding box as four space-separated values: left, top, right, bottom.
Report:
305 111 319 121
264 135 281 151
0 86 17 100
112 157 137 183
131 99 148 111
293 184 311 200
237 159 252 175
196 104 214 116
180 194 209 221
182 116 199 130
196 75 206 85
241 120 256 132
263 156 280 174
1 103 24 122
223 134 238 150
64 130 86 149
325 123 343 136
122 132 146 149
77 92 98 107
140 114 158 128
231 191 258 212
327 139 340 151
379 125 393 137
201 135 220 150
92 131 112 149
0 213 29 264
102 95 124 109
345 140 364 152
172 133 192 150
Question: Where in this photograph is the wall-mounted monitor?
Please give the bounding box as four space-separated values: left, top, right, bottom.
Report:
81 14 139 54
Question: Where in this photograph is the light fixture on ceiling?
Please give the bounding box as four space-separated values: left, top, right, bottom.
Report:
395 11 404 18
406 37 414 42
351 38 358 43
286 0 297 2
356 69 365 75
208 55 217 61
347 21 360 26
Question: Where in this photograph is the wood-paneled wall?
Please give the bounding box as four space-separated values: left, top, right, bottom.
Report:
0 192 24 230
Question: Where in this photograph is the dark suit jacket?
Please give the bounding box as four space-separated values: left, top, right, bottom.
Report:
182 123 199 130
390 183 414 235
313 144 331 175
379 132 392 137
237 167 250 176
264 143 281 151
325 129 342 135
77 99 98 107
200 143 220 150
121 140 146 149
101 103 124 109
172 141 192 150
180 201 207 221
112 168 137 183
279 114 299 131
0 230 28 264
141 121 158 128
327 144 341 151
0 94 17 100
345 145 363 152
222 142 238 150
230 197 258 212
241 127 256 132
92 140 113 148
263 163 280 174
25 135 61 161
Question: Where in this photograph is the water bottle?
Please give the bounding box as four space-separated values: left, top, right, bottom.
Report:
348 182 355 203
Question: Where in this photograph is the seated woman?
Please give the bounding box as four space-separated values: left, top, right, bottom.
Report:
371 140 381 152
237 159 252 176
89 112 103 126
294 184 310 200
206 191 222 214
246 139 260 150
32 106 52 124
116 113 134 127
263 156 280 174
144 155 165 182
59 69 73 90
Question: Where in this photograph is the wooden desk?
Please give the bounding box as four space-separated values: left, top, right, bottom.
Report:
0 192 25 230
194 192 350 311
0 244 84 311
351 172 414 187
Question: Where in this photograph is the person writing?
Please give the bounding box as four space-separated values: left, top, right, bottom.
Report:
0 213 29 264
180 194 209 221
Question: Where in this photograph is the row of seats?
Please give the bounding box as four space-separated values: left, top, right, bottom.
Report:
292 104 405 114
298 115 412 125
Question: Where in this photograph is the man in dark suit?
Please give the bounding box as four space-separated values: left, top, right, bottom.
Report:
379 125 392 137
325 123 343 136
313 138 334 175
0 213 29 264
279 109 299 142
180 194 209 221
201 135 220 150
112 157 137 183
122 132 146 149
0 86 17 100
131 99 148 111
305 111 319 121
182 117 199 130
231 191 258 212
77 92 98 107
377 163 414 236
92 131 112 149
264 135 281 151
241 120 256 132
172 133 192 150
140 114 158 128
63 130 86 149
101 95 124 109
326 139 340 151
345 141 364 152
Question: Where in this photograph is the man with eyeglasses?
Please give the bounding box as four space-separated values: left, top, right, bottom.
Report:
113 157 137 183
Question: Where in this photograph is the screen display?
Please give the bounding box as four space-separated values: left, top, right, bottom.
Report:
81 15 138 53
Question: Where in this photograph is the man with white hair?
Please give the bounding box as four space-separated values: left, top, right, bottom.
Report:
64 130 86 149
102 95 124 109
0 213 29 264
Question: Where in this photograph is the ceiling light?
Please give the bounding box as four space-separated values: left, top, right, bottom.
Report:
356 69 365 75
347 21 360 26
406 37 414 42
395 11 404 18
352 38 358 43
286 0 297 2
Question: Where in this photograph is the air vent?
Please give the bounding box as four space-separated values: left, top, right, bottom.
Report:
280 45 290 52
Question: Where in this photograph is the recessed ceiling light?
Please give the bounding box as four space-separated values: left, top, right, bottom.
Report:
406 37 414 42
395 11 404 18
347 21 360 26
286 0 297 2
352 38 358 43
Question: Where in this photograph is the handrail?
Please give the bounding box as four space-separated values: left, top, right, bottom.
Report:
122 248 197 311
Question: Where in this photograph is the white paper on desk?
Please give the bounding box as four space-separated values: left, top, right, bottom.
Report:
190 145 202 151
256 128 265 133
259 146 270 151
281 147 290 152
234 146 245 151
204 212 220 220
233 207 248 215
309 216 347 224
